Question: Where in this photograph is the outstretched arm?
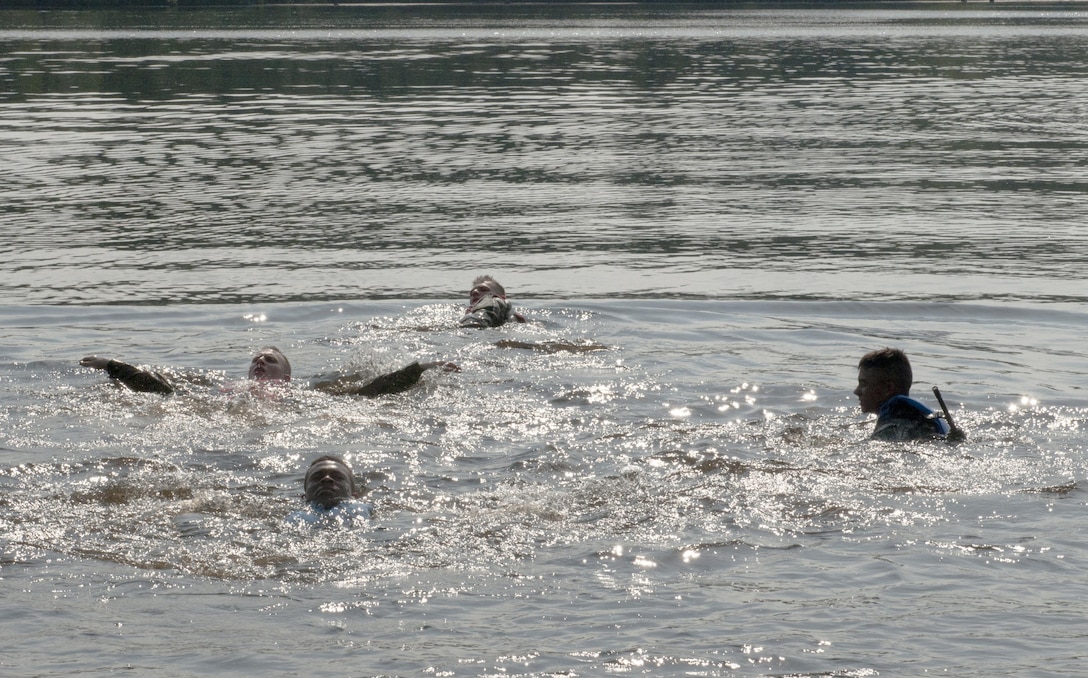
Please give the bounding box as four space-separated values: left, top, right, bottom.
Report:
80 356 175 395
311 361 458 397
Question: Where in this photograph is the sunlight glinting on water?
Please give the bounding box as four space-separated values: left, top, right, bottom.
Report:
3 5 1088 675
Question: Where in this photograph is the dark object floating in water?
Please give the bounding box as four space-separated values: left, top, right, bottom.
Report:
495 339 608 354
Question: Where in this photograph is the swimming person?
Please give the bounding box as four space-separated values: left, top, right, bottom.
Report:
80 346 457 397
459 275 527 328
286 455 373 527
853 347 949 441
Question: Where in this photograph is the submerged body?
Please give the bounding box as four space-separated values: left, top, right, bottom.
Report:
872 394 949 441
286 499 374 527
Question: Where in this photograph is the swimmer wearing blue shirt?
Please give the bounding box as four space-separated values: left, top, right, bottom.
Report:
854 347 949 442
287 455 374 527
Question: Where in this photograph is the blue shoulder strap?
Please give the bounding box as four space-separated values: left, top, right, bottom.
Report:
883 395 949 435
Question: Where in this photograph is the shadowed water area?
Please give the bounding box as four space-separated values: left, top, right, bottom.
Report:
2 4 1088 676
3 3 1087 304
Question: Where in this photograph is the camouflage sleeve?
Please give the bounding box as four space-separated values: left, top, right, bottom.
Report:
104 359 175 395
312 362 425 398
459 296 512 328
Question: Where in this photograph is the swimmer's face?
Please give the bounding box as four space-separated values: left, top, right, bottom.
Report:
854 367 898 414
304 459 356 510
248 350 290 382
469 281 499 306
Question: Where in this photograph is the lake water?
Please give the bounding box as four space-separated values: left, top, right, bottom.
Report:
2 4 1088 676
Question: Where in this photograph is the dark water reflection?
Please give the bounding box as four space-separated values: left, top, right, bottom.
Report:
2 6 1087 305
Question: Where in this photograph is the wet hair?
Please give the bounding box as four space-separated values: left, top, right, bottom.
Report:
858 347 913 395
258 346 291 378
472 274 505 297
304 455 357 493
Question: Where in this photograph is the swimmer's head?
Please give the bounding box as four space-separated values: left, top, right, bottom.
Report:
854 347 912 414
469 275 506 305
248 346 291 382
304 455 358 509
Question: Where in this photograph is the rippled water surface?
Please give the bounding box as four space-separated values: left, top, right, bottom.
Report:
3 4 1088 305
2 4 1088 677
